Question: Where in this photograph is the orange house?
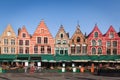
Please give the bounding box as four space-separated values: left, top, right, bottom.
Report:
30 20 54 54
17 26 31 54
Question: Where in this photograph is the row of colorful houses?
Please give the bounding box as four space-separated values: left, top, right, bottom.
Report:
0 20 120 55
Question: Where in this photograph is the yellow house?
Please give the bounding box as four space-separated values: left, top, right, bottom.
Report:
0 24 17 54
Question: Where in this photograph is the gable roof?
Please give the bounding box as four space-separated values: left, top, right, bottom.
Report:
55 25 69 39
33 20 53 38
88 24 102 37
104 25 118 36
71 25 84 39
18 25 31 38
1 24 16 37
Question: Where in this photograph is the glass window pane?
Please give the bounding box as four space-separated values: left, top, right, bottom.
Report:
113 41 117 47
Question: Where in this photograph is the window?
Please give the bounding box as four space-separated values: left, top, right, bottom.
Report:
65 48 68 54
11 39 15 45
94 32 98 38
41 46 44 53
19 47 23 53
56 40 61 44
77 37 80 42
113 41 117 47
19 40 23 45
34 46 38 53
71 46 75 54
76 46 81 54
47 46 51 53
4 39 8 45
106 41 111 47
25 40 29 45
82 45 87 54
11 47 15 53
63 40 67 44
60 33 63 38
109 32 114 38
4 47 8 53
60 48 64 55
55 48 59 54
37 37 41 44
98 40 102 46
41 29 44 33
92 40 96 46
107 48 111 55
25 47 29 54
113 48 117 55
44 37 48 44
98 48 102 54
23 33 26 38
92 48 96 54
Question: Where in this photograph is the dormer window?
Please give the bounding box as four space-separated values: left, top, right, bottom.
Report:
94 32 98 38
77 37 80 42
23 33 26 38
109 32 114 38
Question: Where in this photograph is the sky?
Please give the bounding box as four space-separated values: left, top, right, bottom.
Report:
0 0 120 37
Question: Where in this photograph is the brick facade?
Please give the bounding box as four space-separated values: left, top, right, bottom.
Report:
0 24 17 54
17 26 31 54
0 22 120 55
30 20 54 54
87 24 103 55
69 25 87 55
55 25 69 55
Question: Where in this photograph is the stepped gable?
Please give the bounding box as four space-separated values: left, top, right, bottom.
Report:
55 25 69 39
18 26 31 38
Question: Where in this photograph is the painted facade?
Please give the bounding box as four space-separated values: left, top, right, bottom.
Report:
87 24 103 55
30 20 54 54
55 25 69 55
0 24 17 54
0 21 120 55
103 26 120 55
69 25 87 55
17 26 31 54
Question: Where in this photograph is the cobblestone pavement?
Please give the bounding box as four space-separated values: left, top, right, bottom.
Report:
0 72 120 80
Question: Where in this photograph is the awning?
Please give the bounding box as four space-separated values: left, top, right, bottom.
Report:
71 55 90 62
41 54 55 62
55 55 71 62
0 54 16 62
30 54 41 62
16 54 30 61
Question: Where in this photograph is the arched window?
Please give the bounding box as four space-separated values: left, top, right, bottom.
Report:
92 48 96 54
98 48 102 54
77 37 80 42
94 32 98 38
98 40 102 46
92 40 96 46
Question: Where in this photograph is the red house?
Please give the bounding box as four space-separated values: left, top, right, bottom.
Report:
103 25 120 55
87 24 103 55
17 26 31 54
30 20 54 54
